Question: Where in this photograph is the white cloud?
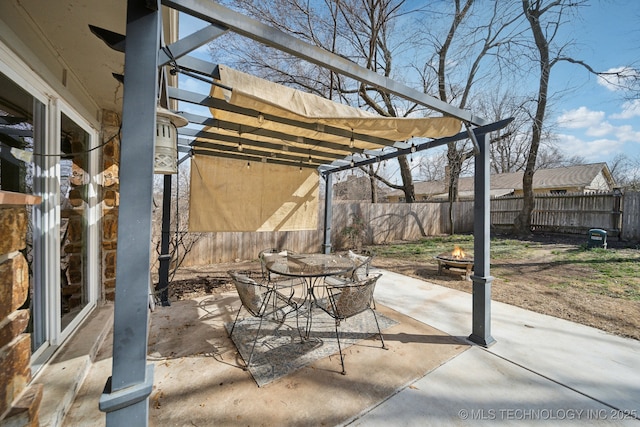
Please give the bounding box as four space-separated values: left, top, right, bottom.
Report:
613 124 640 143
597 66 640 92
611 99 640 120
585 121 615 137
557 106 640 143
557 106 605 129
555 133 624 161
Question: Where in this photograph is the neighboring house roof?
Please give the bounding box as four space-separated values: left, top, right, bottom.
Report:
387 163 615 199
489 162 615 191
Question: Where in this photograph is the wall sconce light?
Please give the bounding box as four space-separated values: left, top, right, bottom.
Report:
154 106 188 174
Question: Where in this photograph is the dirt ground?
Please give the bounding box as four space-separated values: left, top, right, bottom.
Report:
160 235 640 342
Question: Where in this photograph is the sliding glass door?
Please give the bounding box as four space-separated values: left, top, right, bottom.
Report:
0 61 98 367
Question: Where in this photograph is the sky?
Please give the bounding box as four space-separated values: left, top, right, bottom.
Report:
178 1 640 172
549 1 640 166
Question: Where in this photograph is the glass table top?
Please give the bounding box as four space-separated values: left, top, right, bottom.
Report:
265 253 355 278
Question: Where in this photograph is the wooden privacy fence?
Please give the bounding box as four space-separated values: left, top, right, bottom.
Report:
180 191 640 266
181 200 474 266
490 191 630 237
180 230 323 266
332 201 473 244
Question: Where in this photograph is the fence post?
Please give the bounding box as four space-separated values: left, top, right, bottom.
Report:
612 188 622 238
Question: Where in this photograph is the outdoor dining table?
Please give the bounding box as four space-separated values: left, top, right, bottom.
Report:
264 253 355 339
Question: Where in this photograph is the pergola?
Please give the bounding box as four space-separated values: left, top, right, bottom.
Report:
96 1 510 425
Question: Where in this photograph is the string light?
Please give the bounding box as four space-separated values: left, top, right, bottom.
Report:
349 131 354 148
246 161 250 169
350 159 355 168
237 141 243 152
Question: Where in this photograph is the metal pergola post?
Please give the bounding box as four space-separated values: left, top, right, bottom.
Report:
322 173 334 254
157 174 172 306
469 131 496 347
98 0 159 424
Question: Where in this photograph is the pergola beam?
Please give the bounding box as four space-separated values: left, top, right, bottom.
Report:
182 133 345 165
187 138 334 166
320 118 513 175
179 112 361 157
179 127 356 163
191 148 318 169
158 24 228 66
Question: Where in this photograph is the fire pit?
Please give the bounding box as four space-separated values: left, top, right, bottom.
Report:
435 246 474 280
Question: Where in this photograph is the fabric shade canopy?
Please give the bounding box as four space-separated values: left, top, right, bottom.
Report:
186 65 461 232
185 65 462 170
214 65 460 142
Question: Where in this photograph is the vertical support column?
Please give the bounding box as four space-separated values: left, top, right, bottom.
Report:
322 173 334 254
469 132 496 347
99 1 159 425
157 174 172 306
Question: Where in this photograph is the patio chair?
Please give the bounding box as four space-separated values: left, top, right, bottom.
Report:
348 250 374 281
258 248 296 283
227 270 298 370
321 273 387 375
325 250 377 307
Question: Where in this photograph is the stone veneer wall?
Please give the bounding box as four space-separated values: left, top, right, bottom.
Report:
60 143 88 313
101 111 120 301
0 191 43 426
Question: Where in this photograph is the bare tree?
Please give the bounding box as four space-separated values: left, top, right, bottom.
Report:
598 64 640 100
151 166 202 284
609 153 640 190
412 0 524 231
416 151 448 182
473 91 531 173
514 0 595 235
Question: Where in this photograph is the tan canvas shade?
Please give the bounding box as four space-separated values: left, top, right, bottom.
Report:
187 65 462 232
189 155 319 232
214 65 461 142
185 65 462 170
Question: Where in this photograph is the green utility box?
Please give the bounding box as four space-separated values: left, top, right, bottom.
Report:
587 229 607 249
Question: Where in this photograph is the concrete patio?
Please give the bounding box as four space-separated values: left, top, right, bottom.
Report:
37 268 640 426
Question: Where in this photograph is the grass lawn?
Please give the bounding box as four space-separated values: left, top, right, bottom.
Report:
369 234 640 340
